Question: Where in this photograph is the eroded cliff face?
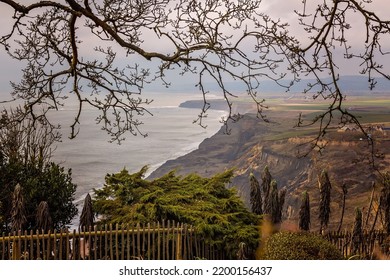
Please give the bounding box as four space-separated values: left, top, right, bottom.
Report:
149 113 389 231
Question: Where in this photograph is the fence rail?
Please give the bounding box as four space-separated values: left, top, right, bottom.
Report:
325 230 390 259
1 221 223 260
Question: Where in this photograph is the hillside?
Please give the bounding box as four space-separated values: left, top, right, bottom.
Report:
148 102 390 231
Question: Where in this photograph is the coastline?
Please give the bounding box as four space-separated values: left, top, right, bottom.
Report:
66 103 229 228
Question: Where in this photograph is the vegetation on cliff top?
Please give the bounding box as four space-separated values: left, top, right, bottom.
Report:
93 167 260 258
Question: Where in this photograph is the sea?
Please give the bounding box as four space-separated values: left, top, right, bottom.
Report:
47 91 227 227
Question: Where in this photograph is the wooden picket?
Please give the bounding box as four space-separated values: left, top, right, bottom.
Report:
325 230 390 259
0 221 216 260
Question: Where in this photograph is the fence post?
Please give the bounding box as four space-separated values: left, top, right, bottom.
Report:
176 223 182 260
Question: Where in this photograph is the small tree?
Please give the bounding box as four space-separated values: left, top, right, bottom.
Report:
318 170 332 233
0 161 78 232
299 191 311 231
249 172 262 215
0 109 76 232
93 167 260 259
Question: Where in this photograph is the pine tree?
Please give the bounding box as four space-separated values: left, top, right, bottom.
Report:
298 192 311 231
249 172 263 215
318 170 332 233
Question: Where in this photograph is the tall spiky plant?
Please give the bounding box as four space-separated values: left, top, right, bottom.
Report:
380 173 390 233
10 184 26 232
79 193 94 230
278 188 287 223
351 208 363 255
36 201 52 232
249 172 263 215
337 183 348 232
269 180 279 224
299 191 311 231
318 170 332 233
261 166 273 214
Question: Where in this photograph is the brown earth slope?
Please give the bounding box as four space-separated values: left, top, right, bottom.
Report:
148 112 390 232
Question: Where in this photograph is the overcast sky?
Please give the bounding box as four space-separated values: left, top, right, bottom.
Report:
1 0 389 100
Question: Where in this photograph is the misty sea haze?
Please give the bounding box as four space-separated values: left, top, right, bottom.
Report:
47 91 226 224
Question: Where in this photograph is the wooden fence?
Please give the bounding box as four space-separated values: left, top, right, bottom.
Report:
325 230 390 259
0 221 224 260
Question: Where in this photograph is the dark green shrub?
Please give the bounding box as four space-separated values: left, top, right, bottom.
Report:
261 231 343 260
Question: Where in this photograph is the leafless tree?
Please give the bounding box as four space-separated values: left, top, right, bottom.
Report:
0 107 60 166
0 1 388 152
0 0 297 143
291 0 390 158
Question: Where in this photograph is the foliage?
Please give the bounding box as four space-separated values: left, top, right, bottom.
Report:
93 167 260 258
0 109 77 232
298 191 311 231
261 231 343 260
0 160 78 232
